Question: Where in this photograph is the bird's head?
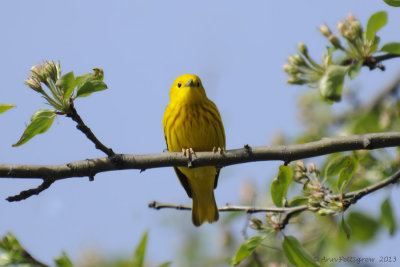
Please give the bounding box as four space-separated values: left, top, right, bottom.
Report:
169 74 207 104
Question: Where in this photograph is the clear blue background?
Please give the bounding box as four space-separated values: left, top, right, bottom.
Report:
1 1 399 265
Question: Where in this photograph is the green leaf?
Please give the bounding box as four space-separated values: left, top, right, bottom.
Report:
325 155 350 177
158 262 172 267
341 215 351 240
12 109 56 147
0 104 15 114
132 231 148 267
370 36 381 53
381 42 400 54
366 11 387 41
231 235 264 266
271 165 293 207
282 235 319 267
347 60 363 79
75 73 107 98
0 232 48 266
380 198 397 235
347 212 379 242
288 195 308 207
56 72 76 99
54 251 74 267
337 156 358 194
318 65 347 103
383 0 400 7
0 233 23 266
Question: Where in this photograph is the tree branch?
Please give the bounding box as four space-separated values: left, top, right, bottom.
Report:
341 53 400 71
148 201 307 213
6 179 54 202
65 100 115 157
149 169 400 229
1 132 400 181
333 74 400 125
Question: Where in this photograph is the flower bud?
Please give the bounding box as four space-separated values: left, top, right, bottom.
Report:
249 217 263 230
307 163 316 173
43 61 57 82
343 29 356 40
346 13 356 22
24 76 43 92
286 77 307 85
296 161 307 172
93 67 104 80
328 35 342 49
317 208 336 216
319 24 331 37
350 21 362 36
288 54 306 67
30 65 45 81
298 42 308 56
337 21 347 36
283 64 299 75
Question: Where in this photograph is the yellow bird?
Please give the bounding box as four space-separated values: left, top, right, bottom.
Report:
163 74 226 226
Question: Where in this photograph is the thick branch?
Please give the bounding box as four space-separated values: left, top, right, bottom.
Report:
1 132 400 181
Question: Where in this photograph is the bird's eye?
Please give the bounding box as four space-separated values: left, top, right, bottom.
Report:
177 83 181 88
197 82 200 87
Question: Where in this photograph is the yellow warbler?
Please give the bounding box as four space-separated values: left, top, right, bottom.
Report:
163 74 225 226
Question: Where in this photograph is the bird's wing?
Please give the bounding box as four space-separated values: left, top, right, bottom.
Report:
165 133 193 198
173 167 193 198
214 168 220 189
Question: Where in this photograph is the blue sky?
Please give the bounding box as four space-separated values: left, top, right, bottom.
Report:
1 1 400 265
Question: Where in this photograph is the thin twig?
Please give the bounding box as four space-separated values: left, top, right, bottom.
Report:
341 53 400 71
66 100 115 157
333 74 400 125
337 168 400 204
6 179 54 202
148 201 306 213
22 249 50 267
1 132 400 181
149 169 400 229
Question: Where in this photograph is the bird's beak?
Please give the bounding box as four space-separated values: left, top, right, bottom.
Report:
185 79 194 87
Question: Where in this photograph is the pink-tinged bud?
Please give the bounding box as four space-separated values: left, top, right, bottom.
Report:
319 24 331 37
296 161 307 172
337 22 347 35
307 163 317 173
43 61 57 82
24 76 43 92
346 13 356 22
30 65 45 81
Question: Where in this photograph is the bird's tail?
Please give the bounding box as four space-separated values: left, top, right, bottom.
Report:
191 189 219 227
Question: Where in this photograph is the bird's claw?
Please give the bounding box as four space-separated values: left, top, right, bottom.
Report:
182 148 195 167
182 148 195 159
212 146 224 154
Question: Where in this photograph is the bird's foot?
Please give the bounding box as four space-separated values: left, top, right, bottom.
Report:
182 148 196 167
212 146 224 154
